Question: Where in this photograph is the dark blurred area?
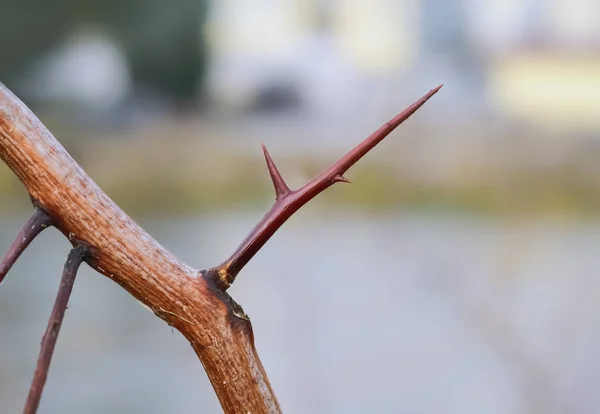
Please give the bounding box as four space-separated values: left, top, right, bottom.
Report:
1 0 208 105
2 1 600 413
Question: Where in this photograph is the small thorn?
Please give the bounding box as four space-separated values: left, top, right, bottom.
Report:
262 143 291 200
333 175 351 184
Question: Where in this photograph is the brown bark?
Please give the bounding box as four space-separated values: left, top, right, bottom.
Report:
0 82 440 413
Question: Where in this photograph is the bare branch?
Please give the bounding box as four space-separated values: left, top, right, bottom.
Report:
0 82 282 413
0 206 52 284
24 245 89 414
211 85 443 288
0 79 441 413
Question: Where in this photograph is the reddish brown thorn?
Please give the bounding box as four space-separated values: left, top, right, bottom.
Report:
23 245 89 414
211 85 443 289
0 207 53 285
262 143 291 200
333 174 351 184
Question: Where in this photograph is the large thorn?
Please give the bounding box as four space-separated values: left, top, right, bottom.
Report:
262 143 291 200
23 245 90 414
0 207 53 285
210 85 443 289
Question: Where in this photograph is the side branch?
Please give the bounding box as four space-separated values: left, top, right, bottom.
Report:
23 245 89 414
0 206 52 284
212 85 443 288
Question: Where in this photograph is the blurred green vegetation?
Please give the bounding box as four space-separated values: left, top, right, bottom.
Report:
0 0 208 101
2 134 600 220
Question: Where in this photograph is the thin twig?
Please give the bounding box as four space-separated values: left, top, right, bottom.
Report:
23 245 90 414
0 208 53 284
212 85 443 288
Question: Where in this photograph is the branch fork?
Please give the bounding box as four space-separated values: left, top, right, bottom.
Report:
0 82 442 413
209 84 443 289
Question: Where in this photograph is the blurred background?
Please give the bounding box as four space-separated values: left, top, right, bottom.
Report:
1 0 600 413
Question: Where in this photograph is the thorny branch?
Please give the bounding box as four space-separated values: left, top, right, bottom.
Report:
0 80 442 413
210 84 443 289
23 245 90 414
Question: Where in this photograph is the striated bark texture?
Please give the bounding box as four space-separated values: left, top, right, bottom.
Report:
0 81 440 413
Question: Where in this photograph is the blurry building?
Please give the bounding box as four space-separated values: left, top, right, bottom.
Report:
204 0 420 117
476 0 600 133
2 0 598 134
1 0 209 112
205 0 600 133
